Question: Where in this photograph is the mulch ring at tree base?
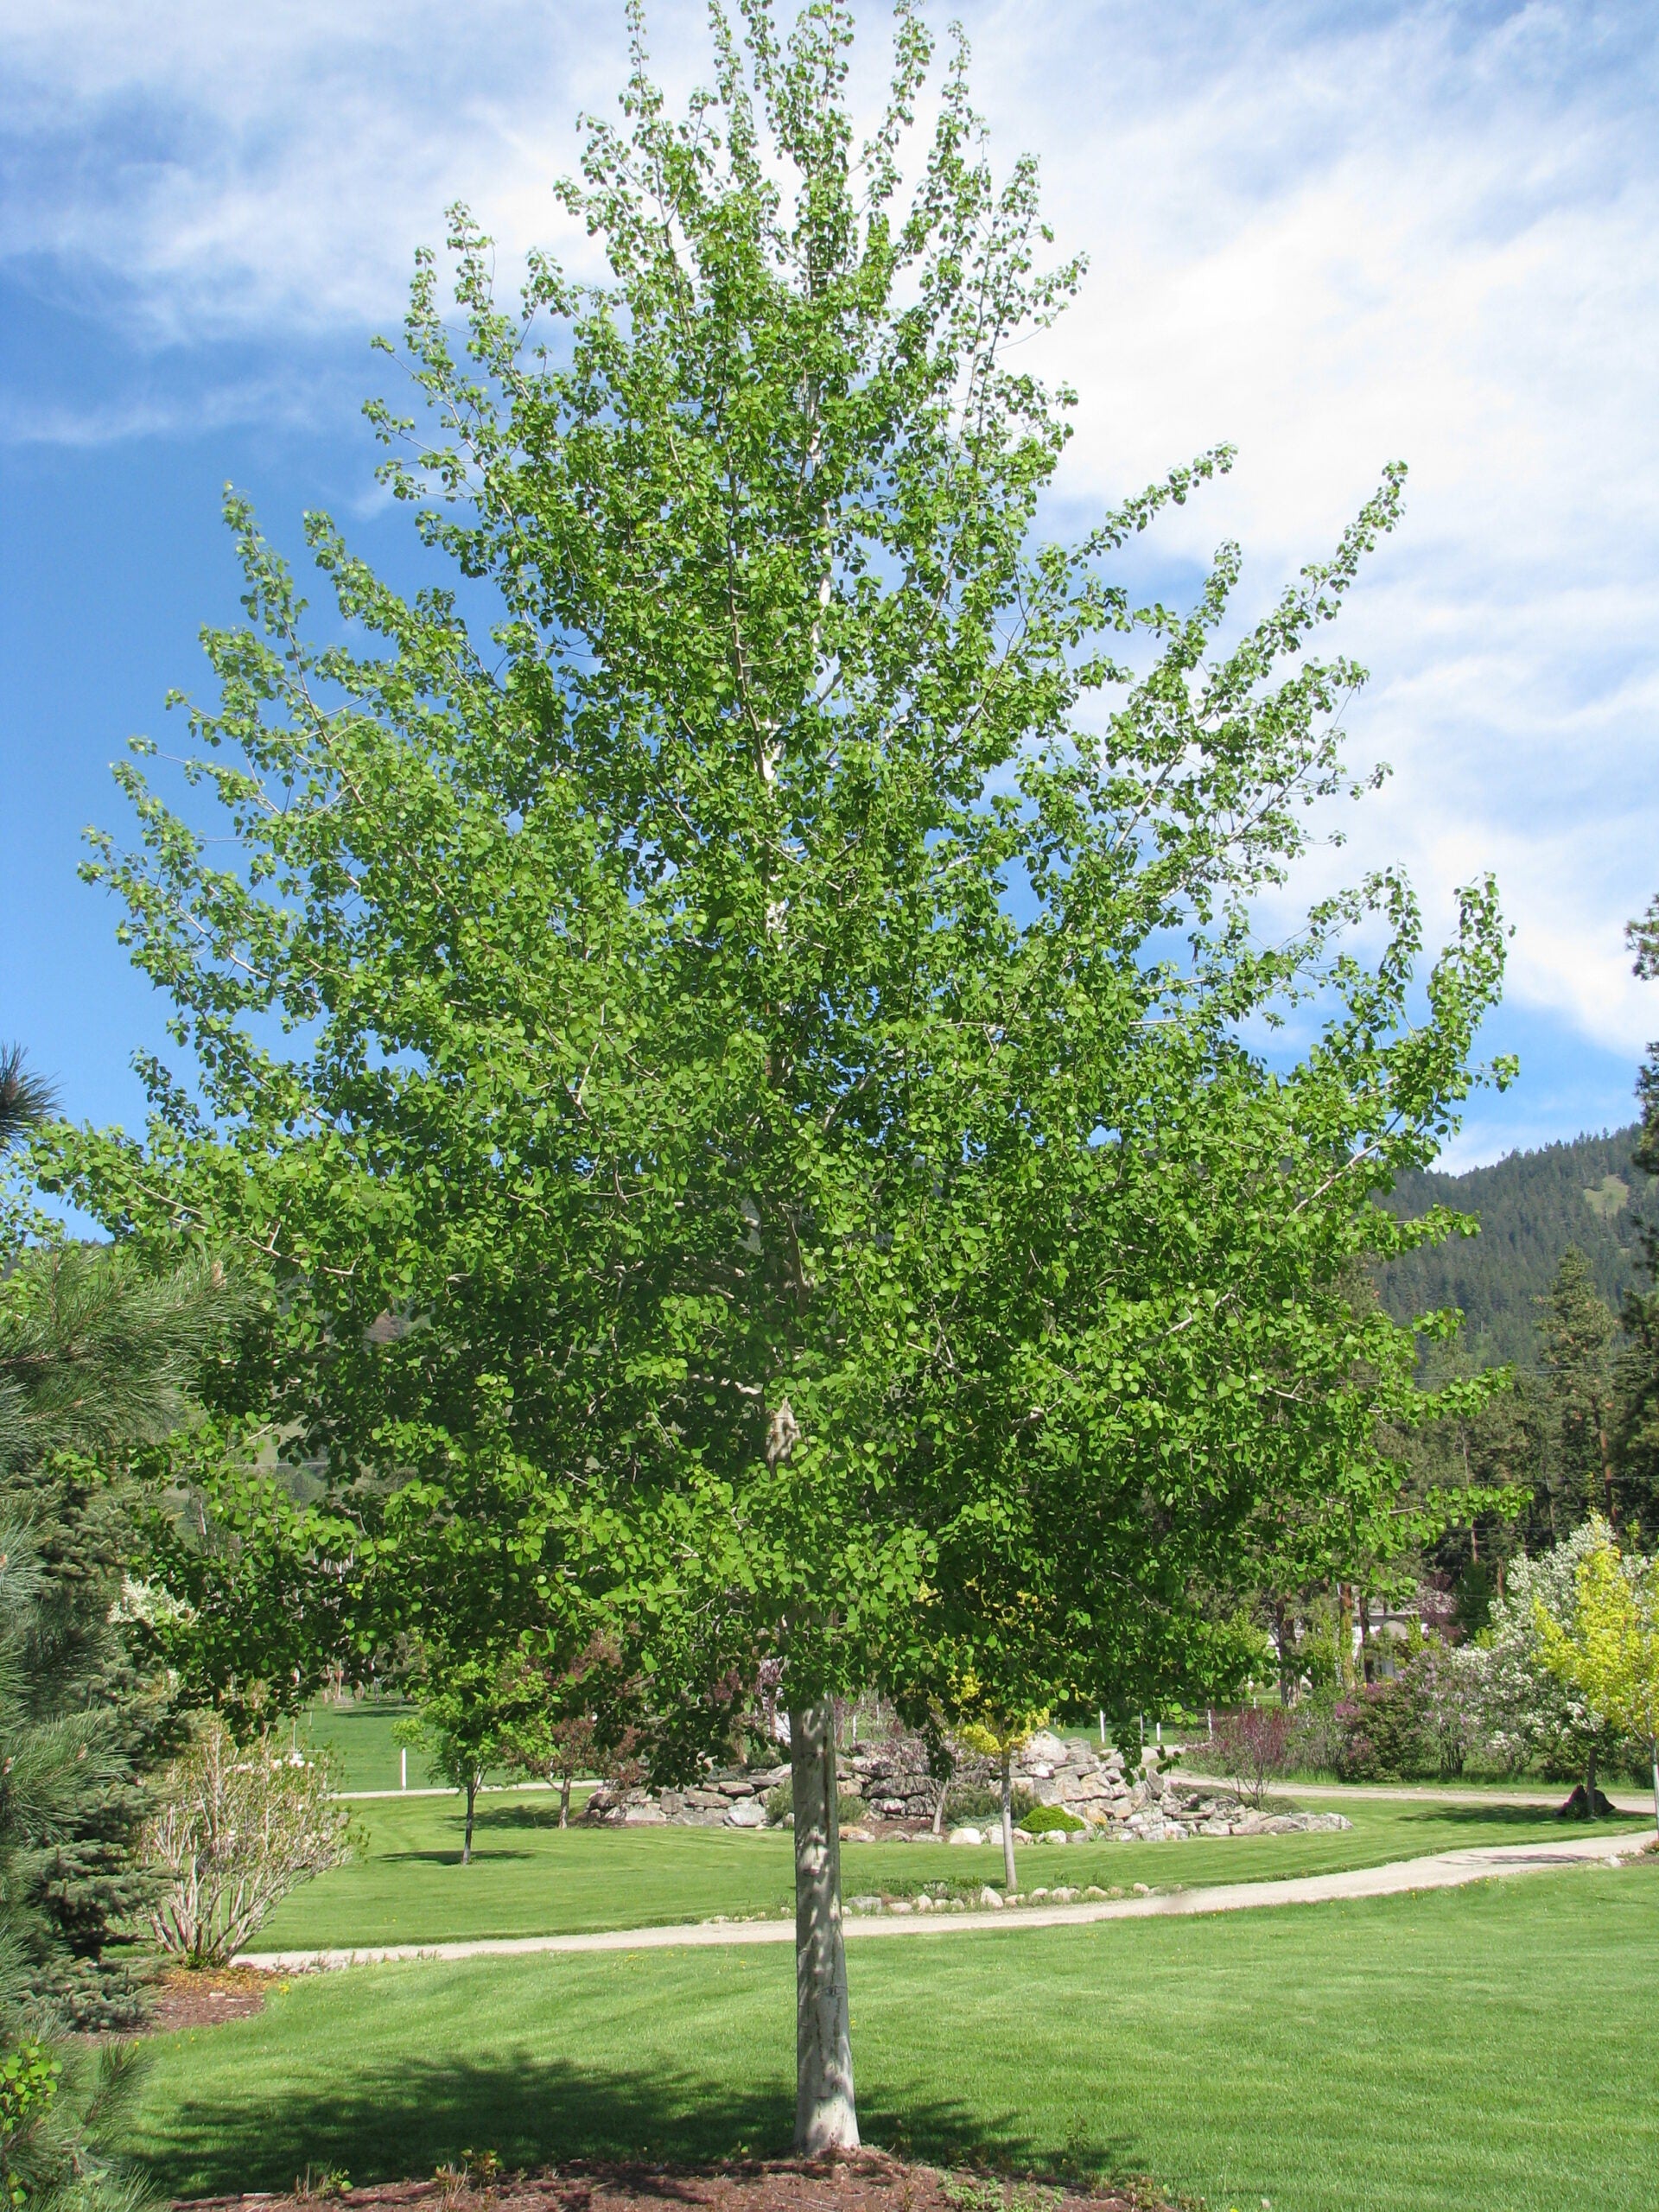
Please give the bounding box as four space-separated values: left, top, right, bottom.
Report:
174 2152 1191 2212
147 1964 270 2033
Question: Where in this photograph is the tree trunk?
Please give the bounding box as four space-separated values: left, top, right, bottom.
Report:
931 1756 951 1836
462 1773 478 1865
1000 1749 1017 1894
1585 1743 1598 1819
1596 1409 1618 1529
1338 1584 1357 1693
1272 1597 1293 1705
790 1699 858 2155
1650 1737 1658 1847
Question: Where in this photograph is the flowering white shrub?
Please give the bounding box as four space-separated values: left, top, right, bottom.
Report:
144 1715 355 1962
1469 1520 1624 1772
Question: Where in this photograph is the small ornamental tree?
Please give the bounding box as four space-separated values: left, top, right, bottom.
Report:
1535 1537 1659 1841
955 1713 1046 1894
35 3 1510 2152
1213 1706 1293 1807
495 1633 642 1827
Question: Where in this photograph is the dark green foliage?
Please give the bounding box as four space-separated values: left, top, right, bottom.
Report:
0 1519 162 2209
1613 1296 1659 1539
0 1243 232 1487
0 1242 233 2029
0 1462 179 2031
1615 897 1659 1539
0 1051 57 1152
1537 1248 1620 1527
1376 1128 1654 1367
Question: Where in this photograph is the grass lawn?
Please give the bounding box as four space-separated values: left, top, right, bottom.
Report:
298 1700 452 1793
134 1857 1659 2212
255 1793 1643 1949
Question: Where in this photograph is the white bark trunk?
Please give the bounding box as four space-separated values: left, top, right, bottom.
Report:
931 1762 950 1836
790 1698 859 2155
1001 1749 1017 1894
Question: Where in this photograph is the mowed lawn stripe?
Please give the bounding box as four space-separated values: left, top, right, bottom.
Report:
137 1859 1659 2212
256 1791 1645 1949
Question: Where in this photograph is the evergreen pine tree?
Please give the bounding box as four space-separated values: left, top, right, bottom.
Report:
1 1054 233 1994
1538 1248 1620 1531
1616 895 1659 1537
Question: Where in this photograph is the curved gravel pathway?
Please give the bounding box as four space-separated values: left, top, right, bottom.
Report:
238 1829 1645 1973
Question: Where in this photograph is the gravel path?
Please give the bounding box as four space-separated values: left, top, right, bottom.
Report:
238 1830 1645 1973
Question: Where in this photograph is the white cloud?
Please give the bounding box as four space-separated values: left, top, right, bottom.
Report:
3 0 1657 1104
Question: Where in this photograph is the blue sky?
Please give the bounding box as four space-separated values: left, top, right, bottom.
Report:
3 0 1656 1167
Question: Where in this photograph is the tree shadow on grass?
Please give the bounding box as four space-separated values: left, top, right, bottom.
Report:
380 1848 537 1866
1390 1802 1637 1833
136 2052 1048 2200
474 1802 575 1834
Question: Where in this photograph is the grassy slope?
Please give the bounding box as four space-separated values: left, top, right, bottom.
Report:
135 1858 1659 2212
256 1795 1643 1948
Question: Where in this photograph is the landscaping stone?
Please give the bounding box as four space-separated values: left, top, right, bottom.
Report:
978 1885 1004 1909
584 1732 1352 1844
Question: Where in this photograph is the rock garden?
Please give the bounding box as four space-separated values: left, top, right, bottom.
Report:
582 1729 1351 1847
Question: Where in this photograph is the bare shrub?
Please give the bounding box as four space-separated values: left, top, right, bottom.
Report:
144 1715 356 1962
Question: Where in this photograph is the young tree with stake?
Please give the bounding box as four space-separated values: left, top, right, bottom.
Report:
39 3 1512 2152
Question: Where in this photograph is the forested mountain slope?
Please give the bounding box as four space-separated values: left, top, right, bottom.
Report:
1377 1127 1656 1366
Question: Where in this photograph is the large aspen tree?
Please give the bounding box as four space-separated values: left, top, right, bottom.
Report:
41 1 1509 2152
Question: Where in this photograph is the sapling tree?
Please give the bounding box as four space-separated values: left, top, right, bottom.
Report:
35 1 1512 2152
955 1714 1041 1894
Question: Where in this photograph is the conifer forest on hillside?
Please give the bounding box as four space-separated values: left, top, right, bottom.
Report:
1378 1127 1656 1367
